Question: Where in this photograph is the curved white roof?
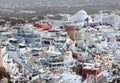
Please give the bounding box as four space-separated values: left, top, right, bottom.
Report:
70 10 88 22
77 10 87 16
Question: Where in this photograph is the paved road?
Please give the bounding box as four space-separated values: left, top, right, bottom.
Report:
98 78 108 83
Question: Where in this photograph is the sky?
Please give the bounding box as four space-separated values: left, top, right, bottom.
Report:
0 0 119 5
0 0 119 16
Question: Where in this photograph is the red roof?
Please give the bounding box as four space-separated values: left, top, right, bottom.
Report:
34 24 42 28
34 23 52 30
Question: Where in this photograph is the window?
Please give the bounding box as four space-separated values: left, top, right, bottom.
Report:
44 41 50 45
35 39 40 42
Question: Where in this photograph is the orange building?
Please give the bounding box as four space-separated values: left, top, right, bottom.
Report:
0 50 3 66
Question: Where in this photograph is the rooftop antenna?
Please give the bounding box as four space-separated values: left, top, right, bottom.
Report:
99 10 111 28
114 14 117 30
99 10 103 27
